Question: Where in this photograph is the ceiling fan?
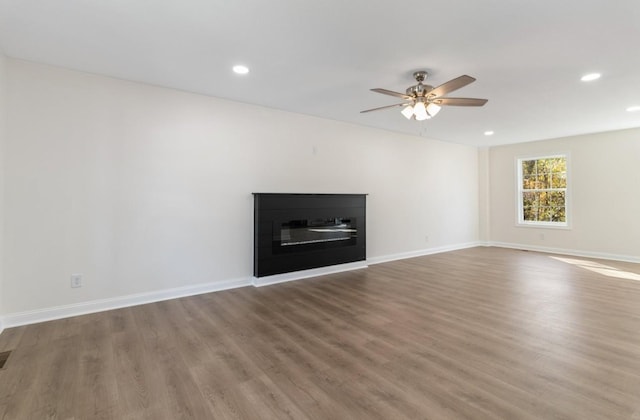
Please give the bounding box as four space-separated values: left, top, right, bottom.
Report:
361 71 488 121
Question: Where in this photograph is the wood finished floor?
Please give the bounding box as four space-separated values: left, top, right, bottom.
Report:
2 247 640 419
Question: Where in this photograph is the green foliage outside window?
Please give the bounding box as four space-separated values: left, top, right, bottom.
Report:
520 156 567 224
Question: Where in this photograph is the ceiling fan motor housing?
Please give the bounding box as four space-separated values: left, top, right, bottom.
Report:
406 84 433 98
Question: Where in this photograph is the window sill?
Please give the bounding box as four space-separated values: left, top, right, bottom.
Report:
516 222 571 230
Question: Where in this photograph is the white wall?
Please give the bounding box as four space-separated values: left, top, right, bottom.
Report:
0 53 6 328
2 59 480 316
488 128 640 260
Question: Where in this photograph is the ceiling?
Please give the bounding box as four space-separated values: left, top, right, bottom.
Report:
1 0 639 147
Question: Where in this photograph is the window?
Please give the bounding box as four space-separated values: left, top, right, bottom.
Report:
517 155 568 227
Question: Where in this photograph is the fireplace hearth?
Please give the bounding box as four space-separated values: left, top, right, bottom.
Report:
253 193 366 277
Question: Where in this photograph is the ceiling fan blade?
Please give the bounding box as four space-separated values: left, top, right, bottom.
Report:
371 88 412 100
436 97 488 107
360 103 409 113
428 75 476 98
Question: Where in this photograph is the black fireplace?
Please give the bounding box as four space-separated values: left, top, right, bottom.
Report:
253 193 366 277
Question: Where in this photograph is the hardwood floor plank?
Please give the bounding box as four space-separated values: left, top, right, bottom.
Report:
235 374 311 420
111 329 168 416
71 316 121 419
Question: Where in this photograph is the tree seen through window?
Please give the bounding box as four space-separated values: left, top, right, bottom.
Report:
519 156 567 225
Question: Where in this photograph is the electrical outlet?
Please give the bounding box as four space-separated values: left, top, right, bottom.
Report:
70 274 82 288
425 235 430 242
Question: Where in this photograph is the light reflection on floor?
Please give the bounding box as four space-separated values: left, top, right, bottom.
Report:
550 256 640 281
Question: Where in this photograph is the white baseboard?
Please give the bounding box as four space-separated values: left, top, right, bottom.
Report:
489 241 640 263
2 277 252 329
252 261 368 287
8 239 609 331
367 241 484 265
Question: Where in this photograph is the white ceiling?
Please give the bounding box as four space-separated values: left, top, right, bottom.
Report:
1 0 639 146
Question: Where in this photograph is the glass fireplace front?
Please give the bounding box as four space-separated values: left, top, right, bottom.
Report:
276 217 357 251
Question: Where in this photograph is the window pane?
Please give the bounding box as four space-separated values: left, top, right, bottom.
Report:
536 159 550 174
548 191 565 206
533 174 542 189
551 207 566 222
522 192 538 208
537 173 552 189
522 160 536 177
522 175 536 189
538 191 549 207
549 157 566 173
538 206 552 221
523 206 536 221
551 172 567 188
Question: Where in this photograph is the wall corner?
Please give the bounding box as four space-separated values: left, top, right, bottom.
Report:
478 146 491 243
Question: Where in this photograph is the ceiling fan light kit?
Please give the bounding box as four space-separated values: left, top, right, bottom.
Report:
413 101 429 120
362 70 487 121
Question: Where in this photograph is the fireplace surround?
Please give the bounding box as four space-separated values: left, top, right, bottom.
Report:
253 193 366 277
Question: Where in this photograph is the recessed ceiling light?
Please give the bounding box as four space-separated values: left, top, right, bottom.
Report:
626 105 640 112
580 73 601 82
232 65 249 75
484 131 494 136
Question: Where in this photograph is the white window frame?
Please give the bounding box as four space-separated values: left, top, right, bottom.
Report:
516 153 570 229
